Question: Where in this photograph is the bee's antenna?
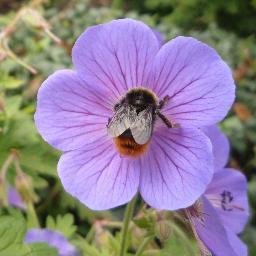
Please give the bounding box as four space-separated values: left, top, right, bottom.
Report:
157 112 173 128
158 95 170 109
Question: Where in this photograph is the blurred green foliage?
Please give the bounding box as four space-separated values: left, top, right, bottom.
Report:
0 0 256 255
0 215 57 255
127 0 256 37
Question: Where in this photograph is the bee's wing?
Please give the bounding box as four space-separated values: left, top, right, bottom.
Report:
130 107 153 145
107 104 137 137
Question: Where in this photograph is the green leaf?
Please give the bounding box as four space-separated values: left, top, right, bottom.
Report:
0 243 58 256
46 214 77 238
20 143 59 176
0 216 26 250
30 175 48 189
0 73 24 90
107 232 120 255
160 222 199 256
134 216 153 229
26 243 58 256
6 207 25 220
82 241 102 256
0 215 57 256
46 216 55 230
160 235 198 256
0 113 39 149
4 96 22 117
73 237 102 256
0 244 31 256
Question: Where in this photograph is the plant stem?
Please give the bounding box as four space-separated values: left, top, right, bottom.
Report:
0 153 15 206
119 196 137 256
135 236 154 256
0 153 14 180
27 201 40 228
101 220 123 229
85 226 95 243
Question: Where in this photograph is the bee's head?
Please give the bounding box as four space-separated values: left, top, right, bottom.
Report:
125 87 157 109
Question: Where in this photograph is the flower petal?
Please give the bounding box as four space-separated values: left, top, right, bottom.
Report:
25 228 79 256
139 128 213 210
8 186 26 209
57 139 140 210
226 231 248 256
72 19 159 99
152 29 164 47
205 168 249 234
147 36 235 127
34 70 112 151
193 196 238 256
202 125 230 171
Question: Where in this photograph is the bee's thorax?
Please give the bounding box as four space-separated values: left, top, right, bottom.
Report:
121 87 157 113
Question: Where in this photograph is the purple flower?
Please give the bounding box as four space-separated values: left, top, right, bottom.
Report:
152 29 164 46
24 229 79 256
205 169 249 234
202 125 230 171
189 196 247 256
35 19 235 210
186 126 249 256
8 186 26 209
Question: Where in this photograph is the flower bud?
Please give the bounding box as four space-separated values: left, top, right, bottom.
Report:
21 8 49 29
15 173 38 203
155 220 172 241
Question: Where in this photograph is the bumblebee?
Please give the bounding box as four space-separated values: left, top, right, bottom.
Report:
107 88 176 157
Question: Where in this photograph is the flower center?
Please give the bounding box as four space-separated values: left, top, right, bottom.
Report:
207 190 245 212
107 87 175 158
220 190 234 211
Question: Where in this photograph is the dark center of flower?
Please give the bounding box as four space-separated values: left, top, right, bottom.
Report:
220 190 246 212
107 87 176 157
220 190 233 211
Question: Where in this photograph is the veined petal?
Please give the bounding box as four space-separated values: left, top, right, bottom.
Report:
34 70 112 151
58 139 140 210
205 168 249 234
147 36 235 127
227 231 248 256
72 18 159 99
139 128 213 210
25 229 79 256
8 186 26 209
192 196 239 256
202 125 230 171
152 29 164 47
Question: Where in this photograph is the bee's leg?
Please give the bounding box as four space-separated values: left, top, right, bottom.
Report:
158 95 170 109
157 112 172 128
114 103 121 111
157 112 180 128
106 117 111 127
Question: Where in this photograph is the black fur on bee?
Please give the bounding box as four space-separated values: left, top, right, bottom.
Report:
107 88 178 145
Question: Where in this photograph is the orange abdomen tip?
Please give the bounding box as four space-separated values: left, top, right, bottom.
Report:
114 136 149 158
